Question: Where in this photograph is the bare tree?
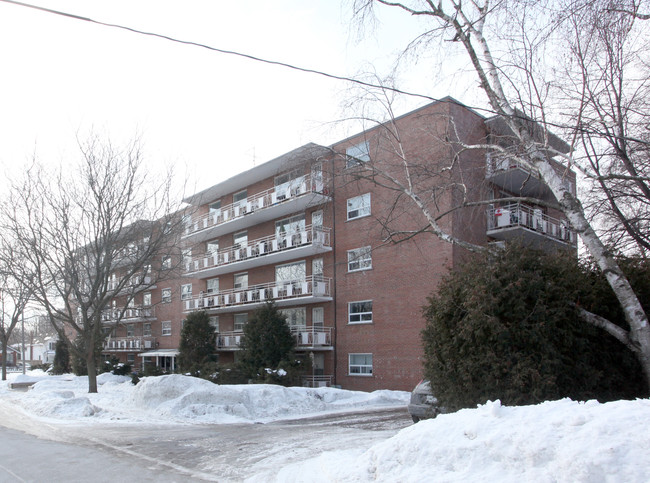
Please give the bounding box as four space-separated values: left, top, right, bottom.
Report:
1 136 186 392
350 0 650 387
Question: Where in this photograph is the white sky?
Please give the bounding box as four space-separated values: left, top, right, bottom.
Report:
0 0 481 195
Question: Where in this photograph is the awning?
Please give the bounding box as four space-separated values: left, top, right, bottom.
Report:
138 349 179 358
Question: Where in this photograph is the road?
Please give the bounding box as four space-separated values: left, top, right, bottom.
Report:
0 401 412 482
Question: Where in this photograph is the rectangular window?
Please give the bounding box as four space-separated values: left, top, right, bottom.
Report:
311 210 323 227
206 240 219 255
234 272 248 290
127 353 135 364
209 200 221 213
346 141 370 168
207 278 219 294
143 323 152 337
349 301 373 324
162 256 171 269
275 214 305 239
312 307 324 328
280 307 306 329
209 316 219 333
162 321 172 336
349 353 373 375
347 247 372 272
233 189 247 206
126 324 135 337
312 258 323 278
143 292 152 307
276 261 306 282
347 193 371 220
162 288 172 303
182 248 192 265
233 231 248 248
181 283 192 300
234 313 248 331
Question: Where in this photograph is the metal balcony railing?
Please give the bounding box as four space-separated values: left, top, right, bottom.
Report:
301 375 333 388
184 275 331 312
216 326 332 350
184 225 331 275
183 174 328 238
487 202 577 245
107 275 153 292
103 337 156 351
101 306 156 323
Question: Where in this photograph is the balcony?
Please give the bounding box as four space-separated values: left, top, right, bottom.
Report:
185 225 332 278
102 337 157 352
487 202 577 247
301 375 333 388
486 153 574 203
108 275 155 294
101 306 156 324
182 174 331 243
216 327 333 351
183 275 332 314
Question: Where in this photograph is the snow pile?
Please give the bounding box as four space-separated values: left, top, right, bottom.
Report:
277 398 650 483
1 372 409 424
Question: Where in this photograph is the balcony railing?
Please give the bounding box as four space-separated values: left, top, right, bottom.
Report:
487 202 577 245
184 225 331 277
216 327 332 350
107 275 153 293
301 375 333 388
183 275 332 312
183 174 329 240
101 306 156 323
103 337 156 351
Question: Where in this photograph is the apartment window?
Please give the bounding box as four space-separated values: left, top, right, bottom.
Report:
311 210 323 227
182 248 192 265
349 353 373 376
162 321 172 336
162 288 172 303
209 316 219 333
347 193 371 220
233 189 247 206
206 240 219 255
162 256 171 269
312 258 323 278
346 141 370 168
349 301 373 324
280 307 306 329
143 292 152 307
275 214 305 240
312 307 324 328
234 313 248 331
234 231 248 248
207 278 219 294
127 354 135 364
209 200 221 213
276 261 306 282
126 324 135 337
181 284 192 300
143 323 152 337
347 247 372 272
234 272 248 290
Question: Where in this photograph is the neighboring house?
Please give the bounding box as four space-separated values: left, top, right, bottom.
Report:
100 98 576 391
2 345 20 366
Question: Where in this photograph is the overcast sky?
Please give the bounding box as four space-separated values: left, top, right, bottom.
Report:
0 0 481 195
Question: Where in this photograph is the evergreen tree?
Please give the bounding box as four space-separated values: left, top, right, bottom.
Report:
239 302 298 383
422 244 645 411
178 311 217 375
51 339 71 375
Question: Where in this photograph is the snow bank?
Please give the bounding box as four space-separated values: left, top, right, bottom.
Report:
277 398 650 483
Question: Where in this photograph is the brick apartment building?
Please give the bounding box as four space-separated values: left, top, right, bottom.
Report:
102 98 576 392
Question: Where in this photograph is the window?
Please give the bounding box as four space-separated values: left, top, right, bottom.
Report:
234 272 248 290
207 278 219 294
347 193 371 220
275 214 305 239
206 240 219 255
209 200 221 213
312 307 324 328
276 261 306 282
280 307 306 329
162 256 171 270
182 248 192 265
346 141 370 168
347 247 372 272
126 324 135 337
162 288 172 303
275 170 304 198
143 323 152 337
143 292 152 307
311 210 323 227
234 313 248 331
181 284 192 300
349 301 373 324
234 231 248 248
349 353 373 375
312 258 323 278
161 321 172 336
127 353 135 364
209 316 219 333
233 189 247 206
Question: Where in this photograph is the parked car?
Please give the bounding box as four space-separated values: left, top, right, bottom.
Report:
408 380 442 423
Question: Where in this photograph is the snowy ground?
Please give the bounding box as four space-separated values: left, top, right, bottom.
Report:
2 371 650 482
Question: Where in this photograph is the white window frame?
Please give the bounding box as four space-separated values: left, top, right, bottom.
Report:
346 141 370 168
209 200 221 213
311 210 323 227
143 292 152 307
312 307 324 328
161 321 172 336
127 353 135 364
347 193 371 220
347 246 372 272
233 189 247 207
233 230 248 248
207 277 219 294
181 283 192 300
161 288 172 304
348 301 373 324
234 272 248 290
162 256 171 269
234 313 248 332
280 307 306 329
209 316 220 333
349 353 373 376
143 323 152 337
312 258 323 278
126 324 135 337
